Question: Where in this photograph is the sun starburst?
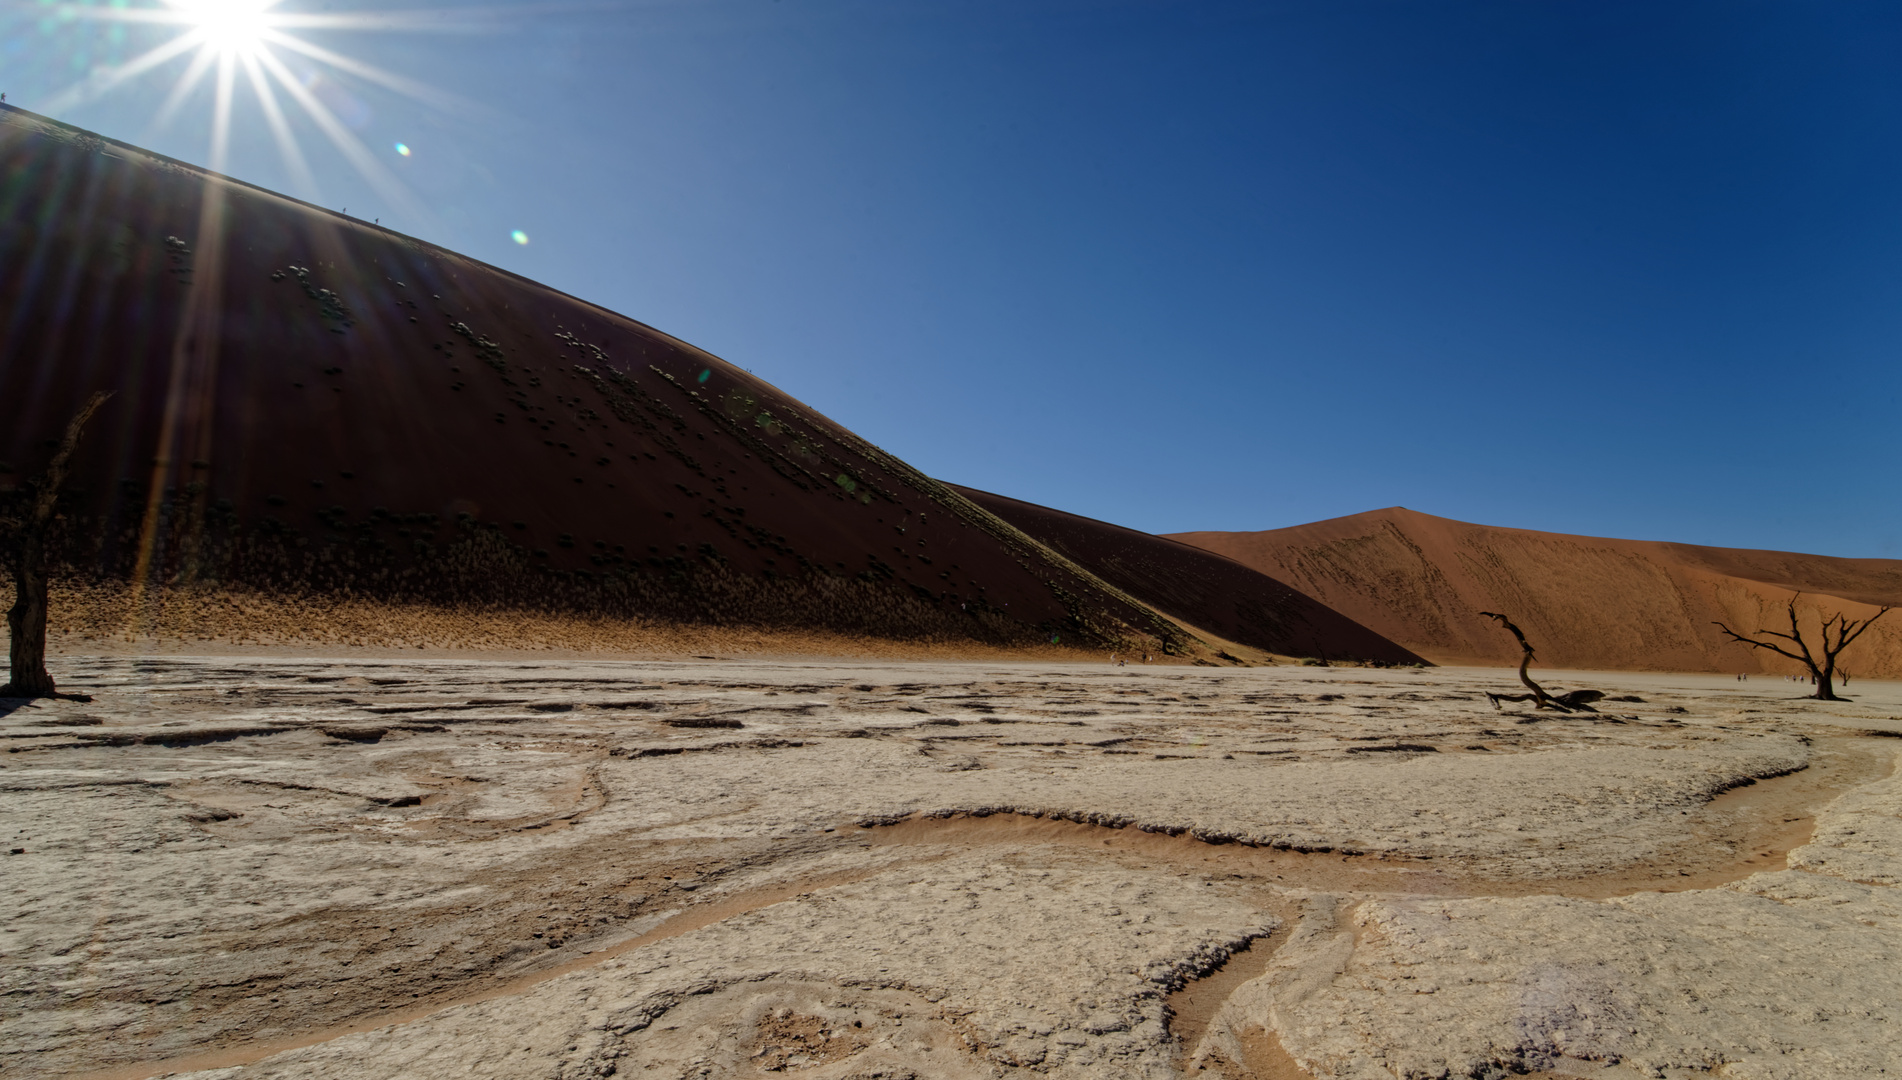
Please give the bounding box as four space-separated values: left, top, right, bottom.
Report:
174 0 275 57
23 0 493 224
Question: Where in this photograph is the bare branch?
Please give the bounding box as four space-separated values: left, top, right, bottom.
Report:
26 392 111 533
1785 598 1821 669
1836 608 1891 653
1713 620 1811 665
1479 612 1534 658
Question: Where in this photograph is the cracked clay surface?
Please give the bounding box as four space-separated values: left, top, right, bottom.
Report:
3 657 1899 1079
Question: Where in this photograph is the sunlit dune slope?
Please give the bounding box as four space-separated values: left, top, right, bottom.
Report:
951 486 1423 664
0 105 1199 652
1169 507 1902 677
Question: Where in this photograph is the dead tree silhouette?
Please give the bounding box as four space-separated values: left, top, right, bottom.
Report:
1714 597 1890 702
2 392 111 698
1479 611 1604 713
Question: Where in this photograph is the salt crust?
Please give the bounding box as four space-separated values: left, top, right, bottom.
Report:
1207 751 1902 1079
4 658 1894 1079
180 856 1274 1079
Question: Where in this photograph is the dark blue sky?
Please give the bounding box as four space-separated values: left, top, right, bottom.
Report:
13 0 1902 555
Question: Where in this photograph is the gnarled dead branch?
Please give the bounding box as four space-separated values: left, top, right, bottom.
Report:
1479 611 1602 713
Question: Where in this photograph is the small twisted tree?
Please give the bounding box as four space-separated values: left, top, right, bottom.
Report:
1 392 110 698
1480 611 1604 713
1714 596 1890 702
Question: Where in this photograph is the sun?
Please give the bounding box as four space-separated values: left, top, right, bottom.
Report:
29 0 482 227
170 0 277 58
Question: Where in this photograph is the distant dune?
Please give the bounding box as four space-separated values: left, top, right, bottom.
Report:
952 486 1422 665
0 105 1216 657
1169 507 1902 678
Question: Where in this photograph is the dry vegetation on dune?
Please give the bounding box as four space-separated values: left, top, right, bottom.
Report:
15 579 1143 663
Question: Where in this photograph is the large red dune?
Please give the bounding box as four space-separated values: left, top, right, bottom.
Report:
1169 507 1902 677
0 104 1224 655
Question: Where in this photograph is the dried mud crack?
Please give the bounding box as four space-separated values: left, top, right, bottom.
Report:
5 656 1901 1080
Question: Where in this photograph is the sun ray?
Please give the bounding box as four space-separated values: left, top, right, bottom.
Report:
267 9 508 32
259 29 487 118
40 30 209 116
17 5 198 26
207 49 237 173
266 3 610 33
255 46 432 225
240 49 318 198
146 44 221 137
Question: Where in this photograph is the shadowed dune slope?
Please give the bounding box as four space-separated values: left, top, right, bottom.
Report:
951 486 1423 664
1169 507 1902 677
0 105 1200 652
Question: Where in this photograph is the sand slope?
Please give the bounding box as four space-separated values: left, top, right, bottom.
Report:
0 105 1205 654
952 486 1421 664
1169 507 1902 677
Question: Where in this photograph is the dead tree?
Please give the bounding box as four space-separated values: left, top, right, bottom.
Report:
1480 611 1604 713
2 392 111 698
1714 597 1889 702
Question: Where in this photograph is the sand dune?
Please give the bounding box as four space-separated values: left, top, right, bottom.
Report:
0 104 1219 658
953 486 1421 665
1170 506 1902 677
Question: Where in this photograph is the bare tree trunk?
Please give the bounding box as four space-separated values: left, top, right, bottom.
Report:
4 529 53 696
2 392 111 699
1512 644 1556 707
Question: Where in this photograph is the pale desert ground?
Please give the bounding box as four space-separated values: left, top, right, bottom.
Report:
4 655 1901 1080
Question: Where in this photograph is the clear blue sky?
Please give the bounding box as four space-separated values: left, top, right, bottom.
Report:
10 0 1902 557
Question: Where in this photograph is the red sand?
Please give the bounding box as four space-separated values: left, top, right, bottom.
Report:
0 105 1201 656
1170 507 1902 677
953 486 1420 664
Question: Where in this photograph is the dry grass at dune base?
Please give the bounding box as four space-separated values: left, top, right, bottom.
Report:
6 579 1185 665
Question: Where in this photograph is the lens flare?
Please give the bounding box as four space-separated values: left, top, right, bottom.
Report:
510 230 529 245
393 142 410 157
